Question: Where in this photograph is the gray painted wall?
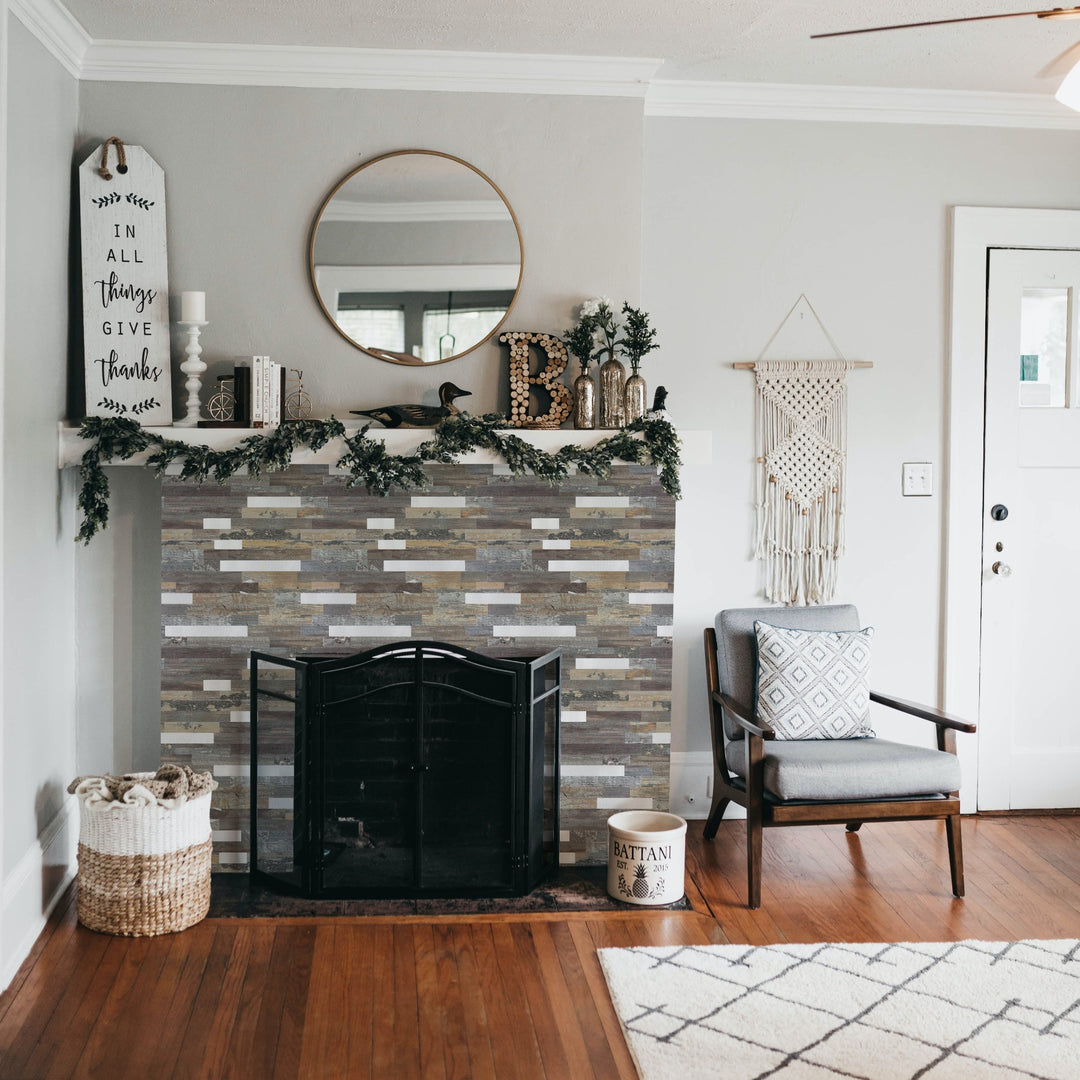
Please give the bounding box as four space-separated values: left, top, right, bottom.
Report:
643 117 1080 771
3 18 78 875
314 219 520 268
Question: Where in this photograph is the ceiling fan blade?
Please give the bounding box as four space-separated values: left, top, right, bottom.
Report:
811 8 1080 40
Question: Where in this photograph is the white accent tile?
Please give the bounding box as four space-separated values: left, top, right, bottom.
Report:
561 710 587 723
378 539 407 549
247 496 302 508
547 560 629 572
367 517 395 529
657 625 674 637
596 797 654 810
164 625 248 638
258 765 295 777
268 798 294 810
329 625 413 637
532 518 560 529
230 711 250 724
203 679 231 691
219 560 302 572
203 517 231 529
558 852 577 865
214 539 243 550
217 852 249 864
465 592 521 605
559 831 571 842
382 560 466 572
161 731 214 744
410 496 467 507
629 593 674 605
492 625 577 638
301 592 357 605
562 764 625 777
542 539 571 550
214 764 249 777
161 593 193 605
576 657 631 670
575 496 630 508
652 732 672 744
212 830 242 843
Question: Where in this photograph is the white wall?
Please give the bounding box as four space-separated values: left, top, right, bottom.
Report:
1 14 81 986
644 117 1080 813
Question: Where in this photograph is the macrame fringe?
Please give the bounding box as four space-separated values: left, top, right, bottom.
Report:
754 360 851 605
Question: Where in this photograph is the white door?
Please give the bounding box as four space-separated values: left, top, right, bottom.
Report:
980 248 1080 809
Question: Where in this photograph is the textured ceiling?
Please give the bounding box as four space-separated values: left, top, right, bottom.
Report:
59 0 1080 93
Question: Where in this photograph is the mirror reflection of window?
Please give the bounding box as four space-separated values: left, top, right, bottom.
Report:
335 307 406 353
309 151 522 365
423 307 509 362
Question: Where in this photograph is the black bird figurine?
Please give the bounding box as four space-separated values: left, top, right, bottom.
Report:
350 381 471 428
649 385 668 415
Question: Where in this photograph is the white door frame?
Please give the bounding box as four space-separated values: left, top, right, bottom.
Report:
945 206 1080 809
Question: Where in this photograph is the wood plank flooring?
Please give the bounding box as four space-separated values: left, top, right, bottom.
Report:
2 815 1079 1079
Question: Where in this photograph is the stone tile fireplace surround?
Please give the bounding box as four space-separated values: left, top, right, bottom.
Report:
158 458 675 867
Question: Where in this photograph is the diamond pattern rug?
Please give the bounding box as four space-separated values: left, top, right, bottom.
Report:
599 940 1080 1079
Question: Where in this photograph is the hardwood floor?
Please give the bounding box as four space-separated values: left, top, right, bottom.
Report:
2 815 1079 1078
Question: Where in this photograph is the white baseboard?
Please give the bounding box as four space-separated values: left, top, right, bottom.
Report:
1 795 79 992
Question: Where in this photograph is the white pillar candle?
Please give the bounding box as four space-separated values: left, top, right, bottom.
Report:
180 291 206 322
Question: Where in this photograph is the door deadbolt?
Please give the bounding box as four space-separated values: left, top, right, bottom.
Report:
990 504 1009 521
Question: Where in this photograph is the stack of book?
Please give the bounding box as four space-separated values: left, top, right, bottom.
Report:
200 356 286 427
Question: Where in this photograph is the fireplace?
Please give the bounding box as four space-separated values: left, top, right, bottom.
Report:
250 641 560 898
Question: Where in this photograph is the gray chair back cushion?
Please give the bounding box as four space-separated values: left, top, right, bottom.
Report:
715 605 861 741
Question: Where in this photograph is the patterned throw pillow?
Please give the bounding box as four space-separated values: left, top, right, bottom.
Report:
754 621 874 740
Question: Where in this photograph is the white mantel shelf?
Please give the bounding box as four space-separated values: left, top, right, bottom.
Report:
58 423 712 469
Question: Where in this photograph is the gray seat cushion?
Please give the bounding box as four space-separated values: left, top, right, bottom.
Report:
725 737 961 802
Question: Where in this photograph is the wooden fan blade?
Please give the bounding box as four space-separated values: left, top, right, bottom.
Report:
811 8 1080 40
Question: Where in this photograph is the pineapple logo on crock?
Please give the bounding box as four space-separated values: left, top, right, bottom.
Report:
612 835 669 901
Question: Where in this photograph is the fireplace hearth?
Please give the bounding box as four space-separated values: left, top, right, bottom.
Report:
251 641 560 898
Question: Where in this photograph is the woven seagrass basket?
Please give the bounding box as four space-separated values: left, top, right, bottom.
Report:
75 776 212 937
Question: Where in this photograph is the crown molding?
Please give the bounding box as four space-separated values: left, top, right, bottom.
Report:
78 39 664 97
9 0 1080 127
645 79 1080 129
323 199 510 224
8 0 90 78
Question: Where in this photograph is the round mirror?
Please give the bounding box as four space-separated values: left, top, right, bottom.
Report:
309 150 523 365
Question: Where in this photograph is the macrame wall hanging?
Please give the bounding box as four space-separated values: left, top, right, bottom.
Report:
735 296 872 606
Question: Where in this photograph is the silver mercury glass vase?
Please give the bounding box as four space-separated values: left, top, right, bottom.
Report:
624 372 647 423
573 369 596 429
598 357 627 428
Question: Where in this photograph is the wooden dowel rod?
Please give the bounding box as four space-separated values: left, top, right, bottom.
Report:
732 360 874 369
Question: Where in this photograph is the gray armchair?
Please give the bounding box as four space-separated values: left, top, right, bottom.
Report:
703 605 976 908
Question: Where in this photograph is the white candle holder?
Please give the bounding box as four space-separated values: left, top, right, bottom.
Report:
175 320 208 427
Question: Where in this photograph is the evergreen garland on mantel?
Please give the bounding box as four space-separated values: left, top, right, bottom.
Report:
74 414 682 544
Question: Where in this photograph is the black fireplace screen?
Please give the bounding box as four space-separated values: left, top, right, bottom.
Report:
250 641 560 898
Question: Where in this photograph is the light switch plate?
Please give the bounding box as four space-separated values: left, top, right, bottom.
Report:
902 462 933 497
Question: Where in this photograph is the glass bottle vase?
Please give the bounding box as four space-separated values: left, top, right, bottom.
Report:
573 370 596 429
624 372 647 423
598 357 627 428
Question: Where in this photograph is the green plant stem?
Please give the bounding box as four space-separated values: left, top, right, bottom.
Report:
74 414 682 543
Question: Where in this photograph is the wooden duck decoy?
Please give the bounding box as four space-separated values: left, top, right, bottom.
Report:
350 381 471 428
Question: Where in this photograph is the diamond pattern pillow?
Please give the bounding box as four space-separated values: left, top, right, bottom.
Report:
754 621 874 740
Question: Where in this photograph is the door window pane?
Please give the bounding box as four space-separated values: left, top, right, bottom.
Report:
1019 287 1068 407
336 306 405 353
423 308 507 362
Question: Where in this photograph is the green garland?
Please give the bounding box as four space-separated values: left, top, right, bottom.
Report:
74 413 682 544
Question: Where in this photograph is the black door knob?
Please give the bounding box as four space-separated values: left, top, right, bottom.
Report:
990 504 1009 521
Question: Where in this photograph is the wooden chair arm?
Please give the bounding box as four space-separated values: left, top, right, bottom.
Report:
713 691 776 740
870 691 976 733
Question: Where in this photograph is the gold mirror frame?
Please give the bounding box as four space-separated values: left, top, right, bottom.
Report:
308 149 524 366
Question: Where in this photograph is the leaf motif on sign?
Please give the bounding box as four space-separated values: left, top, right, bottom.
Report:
98 397 129 415
124 193 156 210
92 193 122 208
130 397 160 415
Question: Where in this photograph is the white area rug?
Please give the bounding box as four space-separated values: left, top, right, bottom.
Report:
599 940 1080 1079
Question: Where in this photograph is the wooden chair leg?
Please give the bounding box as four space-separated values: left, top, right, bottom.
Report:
703 795 730 840
747 812 762 909
846 822 862 833
946 813 965 897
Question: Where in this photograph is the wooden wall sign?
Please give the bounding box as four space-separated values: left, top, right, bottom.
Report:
79 140 172 426
501 331 572 428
